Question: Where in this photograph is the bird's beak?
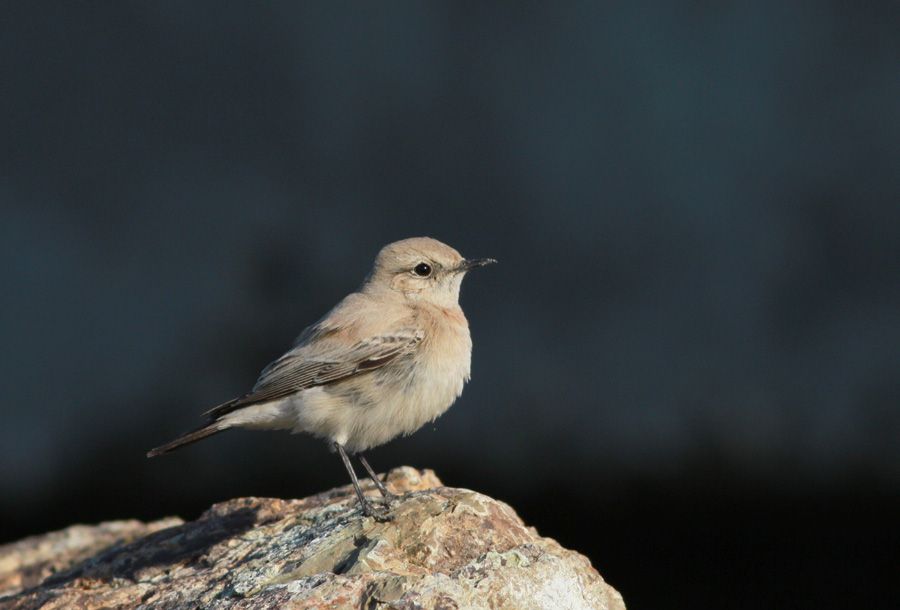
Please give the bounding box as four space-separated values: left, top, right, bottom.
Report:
457 257 497 272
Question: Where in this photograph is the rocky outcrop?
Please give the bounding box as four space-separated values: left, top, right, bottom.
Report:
0 467 624 609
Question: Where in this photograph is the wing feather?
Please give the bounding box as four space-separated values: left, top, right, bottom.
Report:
203 329 424 420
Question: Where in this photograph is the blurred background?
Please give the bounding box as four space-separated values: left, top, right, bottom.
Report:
1 3 898 609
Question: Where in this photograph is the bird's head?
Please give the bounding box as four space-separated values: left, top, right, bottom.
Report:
364 237 496 307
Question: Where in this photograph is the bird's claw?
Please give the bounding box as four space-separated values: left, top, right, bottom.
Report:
361 501 393 522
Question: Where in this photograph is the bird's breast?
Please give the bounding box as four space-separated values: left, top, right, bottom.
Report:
295 306 474 453
365 310 472 448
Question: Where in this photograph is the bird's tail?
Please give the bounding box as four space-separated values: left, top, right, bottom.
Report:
146 422 227 458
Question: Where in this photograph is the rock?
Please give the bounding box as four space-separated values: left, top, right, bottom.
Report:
0 467 625 610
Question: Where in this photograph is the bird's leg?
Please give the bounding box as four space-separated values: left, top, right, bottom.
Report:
358 454 398 503
334 442 389 520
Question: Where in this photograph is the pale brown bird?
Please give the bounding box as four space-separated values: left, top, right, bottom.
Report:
148 237 495 517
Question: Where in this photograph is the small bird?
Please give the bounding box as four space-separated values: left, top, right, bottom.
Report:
148 237 495 517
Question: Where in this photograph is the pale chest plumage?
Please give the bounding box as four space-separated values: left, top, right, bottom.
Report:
287 304 473 452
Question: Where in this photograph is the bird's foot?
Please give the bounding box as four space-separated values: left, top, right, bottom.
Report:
371 490 400 507
360 499 393 522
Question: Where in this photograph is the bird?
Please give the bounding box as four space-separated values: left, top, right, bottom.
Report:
147 237 495 518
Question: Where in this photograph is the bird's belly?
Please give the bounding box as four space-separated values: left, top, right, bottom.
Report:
292 354 469 453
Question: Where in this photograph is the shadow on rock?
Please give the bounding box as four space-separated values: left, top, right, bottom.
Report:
40 506 259 587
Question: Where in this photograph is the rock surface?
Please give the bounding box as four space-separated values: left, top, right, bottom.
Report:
0 467 624 610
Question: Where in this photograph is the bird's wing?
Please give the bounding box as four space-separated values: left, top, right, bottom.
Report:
203 328 425 420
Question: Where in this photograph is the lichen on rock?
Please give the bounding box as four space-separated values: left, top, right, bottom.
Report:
0 467 625 609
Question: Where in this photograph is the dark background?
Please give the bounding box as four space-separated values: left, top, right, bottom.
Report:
2 3 898 609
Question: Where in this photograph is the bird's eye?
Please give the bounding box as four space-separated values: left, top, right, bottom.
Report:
413 262 432 277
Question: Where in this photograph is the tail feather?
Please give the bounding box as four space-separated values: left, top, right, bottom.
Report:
146 423 226 457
